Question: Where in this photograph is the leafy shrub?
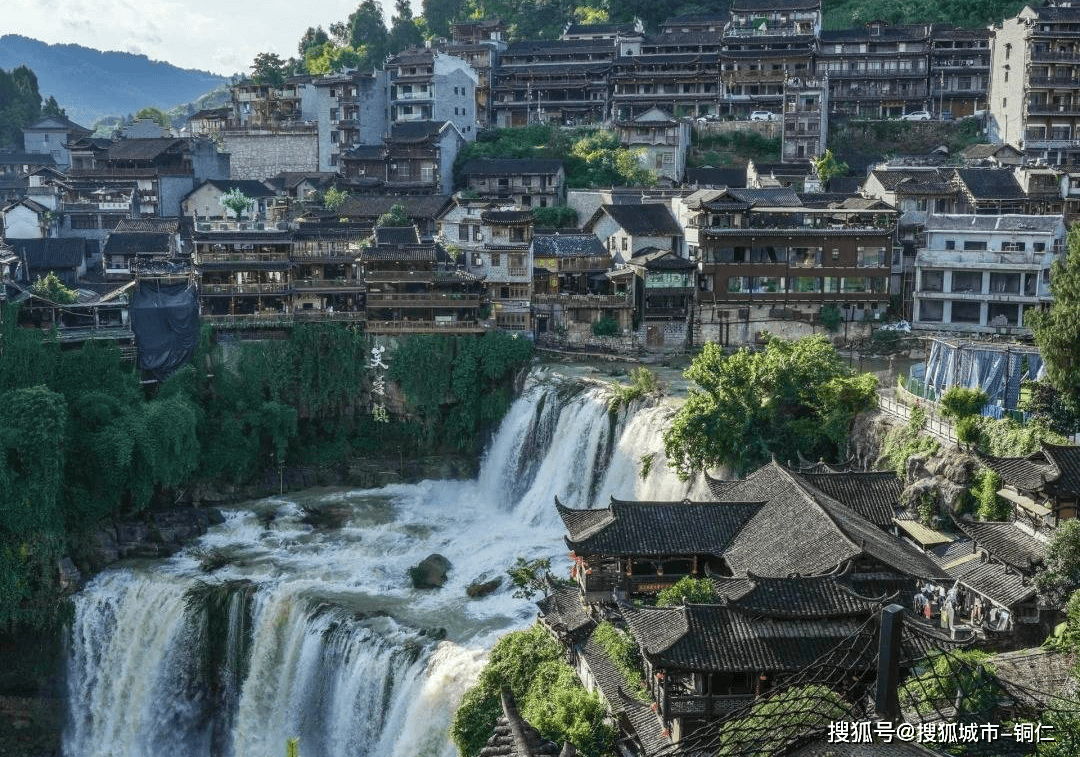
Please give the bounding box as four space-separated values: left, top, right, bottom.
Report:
608 367 661 414
591 622 647 700
591 315 619 337
939 386 989 420
879 405 940 476
955 415 981 446
656 576 715 606
819 304 842 332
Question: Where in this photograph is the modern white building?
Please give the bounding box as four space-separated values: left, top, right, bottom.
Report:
913 214 1066 335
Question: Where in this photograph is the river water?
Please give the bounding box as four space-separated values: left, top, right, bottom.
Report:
63 368 702 757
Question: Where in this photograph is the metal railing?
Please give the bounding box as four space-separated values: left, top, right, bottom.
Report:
365 319 485 333
878 394 959 444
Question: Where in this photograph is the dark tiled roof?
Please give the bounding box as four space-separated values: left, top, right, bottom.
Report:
114 218 179 233
106 138 185 162
564 22 637 35
978 446 1065 493
704 472 739 499
789 469 903 527
866 168 952 194
478 689 566 757
729 0 820 10
623 603 865 673
713 570 892 618
728 187 803 207
954 168 1025 201
374 225 420 246
200 179 276 198
715 462 948 580
389 121 448 143
531 234 606 257
0 150 56 166
361 246 438 263
461 158 564 176
481 210 535 225
103 232 172 255
1045 443 1080 496
557 496 762 557
579 634 670 755
990 648 1075 710
332 194 452 220
627 249 695 270
536 584 595 639
8 238 87 270
940 552 1037 608
25 115 92 133
595 204 682 236
953 519 1047 573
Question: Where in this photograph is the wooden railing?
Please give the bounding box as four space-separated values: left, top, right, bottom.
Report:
201 311 366 328
200 283 287 295
196 252 290 264
367 292 480 306
292 278 364 290
534 293 632 307
365 320 485 333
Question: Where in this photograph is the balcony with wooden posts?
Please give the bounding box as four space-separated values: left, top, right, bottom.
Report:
366 319 485 334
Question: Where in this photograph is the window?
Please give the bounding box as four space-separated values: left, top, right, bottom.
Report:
951 271 982 293
473 224 482 240
951 301 981 323
1001 241 1025 252
945 240 955 250
920 300 944 322
491 253 501 267
963 240 987 251
621 238 628 251
459 223 470 241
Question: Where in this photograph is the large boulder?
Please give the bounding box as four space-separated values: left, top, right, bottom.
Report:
466 575 503 598
409 553 452 590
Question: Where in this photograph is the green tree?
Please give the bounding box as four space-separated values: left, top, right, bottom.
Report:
0 65 43 148
531 206 578 228
1028 225 1080 407
220 188 255 219
135 106 170 128
250 52 288 87
1020 379 1080 436
322 186 349 212
938 386 988 420
41 96 65 118
298 26 330 58
811 148 849 188
1037 519 1080 605
376 202 410 227
818 304 842 332
507 556 553 599
663 336 878 477
898 650 998 718
656 576 715 606
422 0 467 37
388 0 425 54
340 1 389 66
30 272 78 304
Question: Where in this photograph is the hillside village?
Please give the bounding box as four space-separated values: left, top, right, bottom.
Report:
3 0 1080 355
3 1 1080 756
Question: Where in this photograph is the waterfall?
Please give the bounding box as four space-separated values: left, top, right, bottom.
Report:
63 367 697 757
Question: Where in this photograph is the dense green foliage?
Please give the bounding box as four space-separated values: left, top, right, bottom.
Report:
713 685 849 756
938 386 988 420
134 106 170 128
1029 225 1080 411
969 415 1068 458
811 148 848 187
0 65 45 148
656 576 715 606
819 304 842 333
971 468 1008 521
878 405 940 477
591 621 647 699
455 125 654 189
1036 520 1080 605
531 206 578 229
823 0 1025 32
591 315 619 337
388 332 533 452
0 318 530 629
450 624 613 757
506 556 553 599
608 367 661 415
1020 379 1080 437
29 272 78 304
664 336 878 477
219 188 254 220
376 202 410 228
898 650 997 718
690 130 781 168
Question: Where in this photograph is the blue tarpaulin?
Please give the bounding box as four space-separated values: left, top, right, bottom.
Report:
921 338 1045 411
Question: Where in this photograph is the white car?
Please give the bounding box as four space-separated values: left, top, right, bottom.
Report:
750 111 778 121
900 110 932 121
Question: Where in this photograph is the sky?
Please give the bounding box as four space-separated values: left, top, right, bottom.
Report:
6 0 393 76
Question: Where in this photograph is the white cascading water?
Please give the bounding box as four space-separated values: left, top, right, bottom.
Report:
63 367 701 757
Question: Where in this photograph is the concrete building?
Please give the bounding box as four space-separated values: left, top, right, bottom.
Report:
614 108 690 184
989 1 1080 163
913 214 1066 335
386 48 478 139
310 71 390 171
781 76 828 161
21 115 92 171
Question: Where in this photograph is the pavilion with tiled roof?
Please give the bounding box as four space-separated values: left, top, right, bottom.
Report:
787 467 904 528
479 689 575 757
710 462 948 582
711 566 897 619
952 517 1047 574
556 496 762 602
978 442 1080 527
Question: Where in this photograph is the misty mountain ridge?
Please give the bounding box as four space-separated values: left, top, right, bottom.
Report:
0 34 229 127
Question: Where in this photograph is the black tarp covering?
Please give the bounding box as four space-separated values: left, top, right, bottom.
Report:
130 281 200 381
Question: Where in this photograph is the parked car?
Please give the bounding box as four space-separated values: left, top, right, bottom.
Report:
750 111 778 121
900 110 932 121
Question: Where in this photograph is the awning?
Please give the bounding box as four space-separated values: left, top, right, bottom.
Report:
998 488 1051 517
894 518 953 547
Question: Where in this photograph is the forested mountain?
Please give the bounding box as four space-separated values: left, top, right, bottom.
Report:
0 35 226 127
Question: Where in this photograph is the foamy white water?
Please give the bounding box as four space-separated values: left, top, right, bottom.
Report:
63 367 699 757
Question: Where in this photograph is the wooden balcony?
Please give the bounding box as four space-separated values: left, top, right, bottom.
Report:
292 278 365 291
200 282 287 295
367 292 481 307
196 251 291 264
533 293 632 307
201 311 366 328
366 319 485 333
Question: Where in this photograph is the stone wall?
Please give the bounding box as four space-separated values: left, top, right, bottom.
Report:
692 121 780 139
222 130 319 180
